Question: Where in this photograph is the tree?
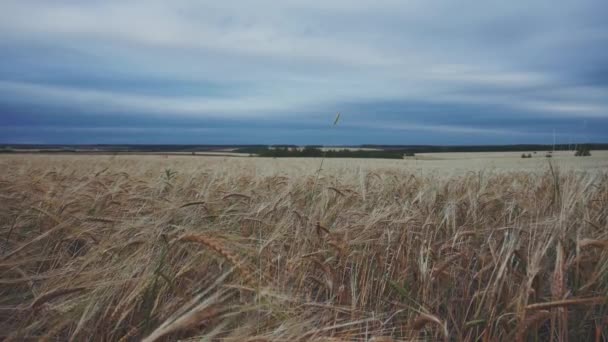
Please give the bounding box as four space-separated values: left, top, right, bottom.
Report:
575 145 591 157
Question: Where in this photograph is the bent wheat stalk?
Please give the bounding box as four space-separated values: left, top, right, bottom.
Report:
411 312 449 342
526 297 608 310
30 287 87 310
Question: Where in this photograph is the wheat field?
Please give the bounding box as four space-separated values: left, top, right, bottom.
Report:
1 154 607 341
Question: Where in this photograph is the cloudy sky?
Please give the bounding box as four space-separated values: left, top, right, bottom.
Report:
1 0 607 145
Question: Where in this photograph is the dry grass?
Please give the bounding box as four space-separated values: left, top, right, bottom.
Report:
1 154 607 341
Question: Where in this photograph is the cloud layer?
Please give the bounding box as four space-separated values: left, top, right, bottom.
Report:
1 0 607 144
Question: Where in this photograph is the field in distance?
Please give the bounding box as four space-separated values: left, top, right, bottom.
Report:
1 153 607 341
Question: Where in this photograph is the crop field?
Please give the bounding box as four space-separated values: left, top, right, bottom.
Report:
1 153 608 341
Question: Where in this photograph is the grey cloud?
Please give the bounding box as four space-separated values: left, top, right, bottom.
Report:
0 0 607 143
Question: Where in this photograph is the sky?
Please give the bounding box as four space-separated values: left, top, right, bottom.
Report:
1 0 607 145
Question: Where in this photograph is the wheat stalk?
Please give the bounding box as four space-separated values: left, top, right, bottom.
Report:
30 287 87 310
179 234 254 285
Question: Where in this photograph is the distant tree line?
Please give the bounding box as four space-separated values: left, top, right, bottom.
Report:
236 146 404 159
1 143 605 155
0 144 268 153
361 143 608 153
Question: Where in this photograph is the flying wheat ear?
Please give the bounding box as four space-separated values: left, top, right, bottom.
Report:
333 112 341 126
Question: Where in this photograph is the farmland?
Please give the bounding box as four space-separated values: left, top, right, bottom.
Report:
1 153 607 341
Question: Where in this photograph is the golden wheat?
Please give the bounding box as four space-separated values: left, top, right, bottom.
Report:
0 154 607 341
